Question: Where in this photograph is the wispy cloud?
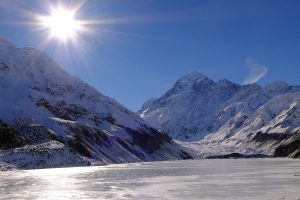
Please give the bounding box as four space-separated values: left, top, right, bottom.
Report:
243 57 268 84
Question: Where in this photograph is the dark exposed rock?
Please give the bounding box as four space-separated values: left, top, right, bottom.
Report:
65 122 193 163
91 115 102 126
67 124 109 158
126 127 170 154
103 115 116 124
13 118 59 144
126 127 192 159
66 104 88 119
273 130 300 158
36 98 52 110
180 150 194 159
0 120 26 150
252 132 289 143
66 123 142 163
36 98 88 120
115 137 143 158
45 80 75 96
205 153 269 159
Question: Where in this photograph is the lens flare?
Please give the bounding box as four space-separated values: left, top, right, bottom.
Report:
38 6 83 42
40 8 79 40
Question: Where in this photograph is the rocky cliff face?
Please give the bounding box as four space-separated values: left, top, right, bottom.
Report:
0 39 191 170
273 129 300 158
0 120 26 150
139 71 300 157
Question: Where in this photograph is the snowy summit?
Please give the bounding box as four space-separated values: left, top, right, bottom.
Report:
138 71 300 158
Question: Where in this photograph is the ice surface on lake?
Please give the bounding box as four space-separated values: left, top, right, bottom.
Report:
0 158 300 200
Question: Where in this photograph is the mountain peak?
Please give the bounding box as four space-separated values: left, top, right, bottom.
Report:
166 71 211 95
177 71 208 83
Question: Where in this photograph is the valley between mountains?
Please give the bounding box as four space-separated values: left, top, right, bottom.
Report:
0 38 299 170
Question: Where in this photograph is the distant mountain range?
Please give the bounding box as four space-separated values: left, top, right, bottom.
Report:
0 38 191 170
138 71 300 158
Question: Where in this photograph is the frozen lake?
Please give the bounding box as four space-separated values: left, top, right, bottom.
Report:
0 158 300 200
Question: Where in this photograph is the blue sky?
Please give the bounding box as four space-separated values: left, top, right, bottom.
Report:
0 0 300 111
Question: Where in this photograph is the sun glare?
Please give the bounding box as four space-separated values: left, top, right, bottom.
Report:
39 7 81 41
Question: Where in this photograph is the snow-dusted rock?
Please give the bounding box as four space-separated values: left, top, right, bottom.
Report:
0 141 90 170
139 71 300 157
273 129 300 158
0 120 25 150
0 39 191 169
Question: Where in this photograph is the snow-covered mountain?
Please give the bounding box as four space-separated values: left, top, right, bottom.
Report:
138 71 300 158
0 38 191 170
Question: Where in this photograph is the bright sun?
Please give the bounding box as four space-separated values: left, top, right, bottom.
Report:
40 7 81 41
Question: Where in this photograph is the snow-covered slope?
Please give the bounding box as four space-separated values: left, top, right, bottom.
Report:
138 71 300 157
0 38 191 169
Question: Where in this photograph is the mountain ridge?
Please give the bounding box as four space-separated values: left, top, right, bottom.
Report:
138 71 300 158
0 39 192 170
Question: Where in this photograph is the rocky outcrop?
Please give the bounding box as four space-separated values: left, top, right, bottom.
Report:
0 141 90 169
205 153 269 159
36 98 88 121
0 120 25 150
13 118 59 144
273 130 300 158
